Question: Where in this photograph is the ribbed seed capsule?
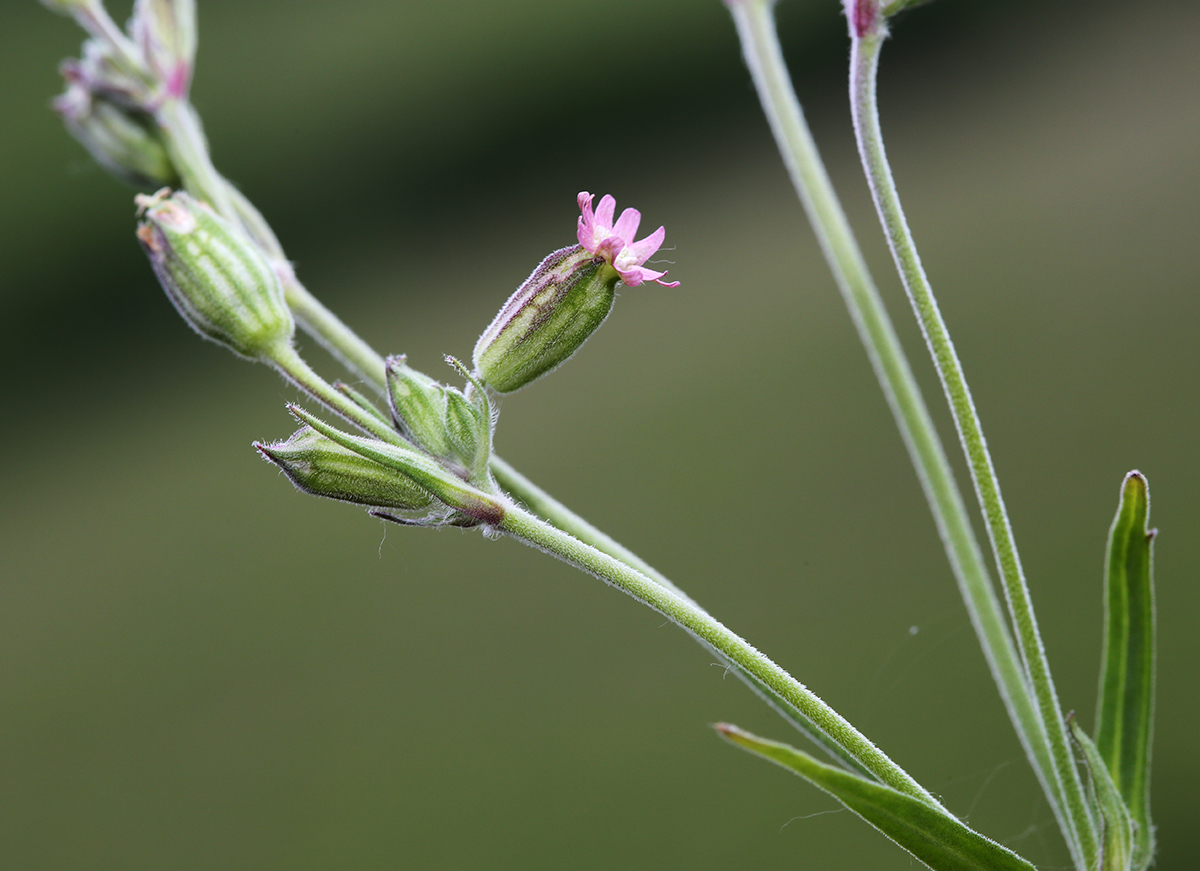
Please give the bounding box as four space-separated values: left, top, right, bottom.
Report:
136 188 294 360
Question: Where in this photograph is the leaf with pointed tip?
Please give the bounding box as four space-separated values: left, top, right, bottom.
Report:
714 724 1035 871
1095 471 1155 870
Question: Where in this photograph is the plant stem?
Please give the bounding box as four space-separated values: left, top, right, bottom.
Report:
267 343 400 444
848 26 1097 868
145 89 724 614
282 277 391 389
727 0 1065 849
155 98 236 220
499 499 942 807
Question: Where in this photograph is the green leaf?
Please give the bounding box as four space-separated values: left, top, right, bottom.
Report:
714 724 1035 871
1071 718 1134 871
1095 471 1156 870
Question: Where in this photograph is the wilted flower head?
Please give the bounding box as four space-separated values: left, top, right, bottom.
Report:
576 192 679 287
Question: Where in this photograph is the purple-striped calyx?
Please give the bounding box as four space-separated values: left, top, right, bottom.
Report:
473 191 678 394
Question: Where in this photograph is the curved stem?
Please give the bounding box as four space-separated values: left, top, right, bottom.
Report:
849 27 1097 868
498 499 942 807
726 0 1070 854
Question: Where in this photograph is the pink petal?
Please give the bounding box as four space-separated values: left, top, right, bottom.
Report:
596 236 624 260
612 207 642 244
594 195 616 232
617 268 646 287
577 192 597 250
624 225 666 265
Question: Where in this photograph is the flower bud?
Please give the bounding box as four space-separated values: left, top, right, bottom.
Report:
61 40 157 109
55 84 177 188
473 245 619 393
386 355 454 458
130 0 197 98
442 383 487 474
256 427 435 511
386 356 490 477
135 188 294 360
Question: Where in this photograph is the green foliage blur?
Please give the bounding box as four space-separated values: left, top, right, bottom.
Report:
1 1 1197 868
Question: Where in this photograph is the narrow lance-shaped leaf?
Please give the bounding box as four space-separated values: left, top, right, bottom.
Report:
1095 471 1155 870
714 724 1036 871
1071 717 1134 871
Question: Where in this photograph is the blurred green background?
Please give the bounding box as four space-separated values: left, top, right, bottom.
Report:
2 0 1197 868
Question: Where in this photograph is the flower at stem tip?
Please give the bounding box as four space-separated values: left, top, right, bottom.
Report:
473 191 679 394
576 191 679 288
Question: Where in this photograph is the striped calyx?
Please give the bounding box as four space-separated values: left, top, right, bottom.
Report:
136 188 293 360
473 245 619 393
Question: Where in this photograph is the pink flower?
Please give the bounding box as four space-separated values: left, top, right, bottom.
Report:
576 192 679 287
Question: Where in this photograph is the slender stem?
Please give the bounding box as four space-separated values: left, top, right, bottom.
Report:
848 26 1097 868
155 99 237 220
282 277 392 390
267 343 401 444
499 499 943 807
74 2 143 73
727 0 1064 848
489 454 879 773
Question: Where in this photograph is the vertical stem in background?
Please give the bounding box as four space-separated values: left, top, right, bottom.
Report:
725 0 1073 858
848 23 1097 868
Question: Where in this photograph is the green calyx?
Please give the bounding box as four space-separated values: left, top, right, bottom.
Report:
255 427 435 512
386 355 492 481
135 189 294 361
473 245 619 394
57 86 178 188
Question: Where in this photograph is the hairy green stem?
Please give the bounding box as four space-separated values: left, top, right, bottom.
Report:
155 99 236 220
267 344 401 444
727 0 1065 847
849 26 1097 868
499 499 940 806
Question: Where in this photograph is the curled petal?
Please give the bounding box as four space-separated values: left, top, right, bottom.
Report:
575 191 678 287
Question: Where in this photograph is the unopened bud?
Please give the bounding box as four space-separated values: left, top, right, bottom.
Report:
55 84 177 187
135 188 294 360
255 427 435 511
442 379 488 474
473 245 618 393
130 0 196 98
62 40 156 109
386 355 454 458
386 356 490 477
